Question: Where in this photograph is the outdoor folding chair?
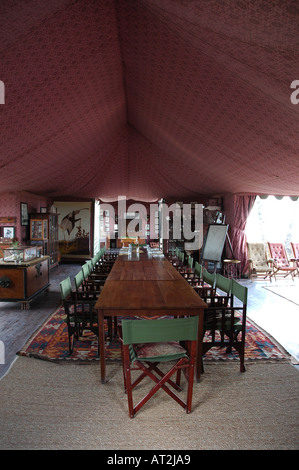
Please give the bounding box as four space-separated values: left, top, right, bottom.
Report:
290 243 299 276
119 316 199 418
247 242 273 280
267 242 297 280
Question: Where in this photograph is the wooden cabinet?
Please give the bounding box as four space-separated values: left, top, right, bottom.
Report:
30 213 59 268
0 256 50 309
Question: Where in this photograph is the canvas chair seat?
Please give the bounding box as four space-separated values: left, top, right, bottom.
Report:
132 341 187 363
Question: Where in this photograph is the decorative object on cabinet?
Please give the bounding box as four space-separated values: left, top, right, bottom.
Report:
30 213 59 268
20 202 29 226
3 245 42 263
0 238 13 259
2 226 15 239
0 217 16 224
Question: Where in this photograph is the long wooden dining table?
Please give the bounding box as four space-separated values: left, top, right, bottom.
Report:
95 251 207 383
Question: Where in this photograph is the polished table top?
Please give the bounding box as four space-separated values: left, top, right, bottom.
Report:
96 279 206 315
105 255 183 281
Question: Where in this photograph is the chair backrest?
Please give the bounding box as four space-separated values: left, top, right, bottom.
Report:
175 247 180 257
203 268 215 287
60 277 72 300
194 262 202 278
86 260 94 272
267 242 289 267
82 262 91 280
179 251 185 263
188 255 193 269
291 242 299 259
232 279 248 305
121 317 199 345
247 243 269 267
74 270 84 292
216 273 232 295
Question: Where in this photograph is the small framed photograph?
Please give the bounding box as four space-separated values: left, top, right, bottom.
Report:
20 202 28 226
40 207 47 213
3 226 15 239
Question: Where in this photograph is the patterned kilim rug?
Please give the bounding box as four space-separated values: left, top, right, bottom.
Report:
18 306 290 364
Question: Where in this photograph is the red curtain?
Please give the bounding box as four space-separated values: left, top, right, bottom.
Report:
226 195 256 275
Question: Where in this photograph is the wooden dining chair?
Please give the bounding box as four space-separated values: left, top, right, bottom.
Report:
178 254 194 278
119 316 199 418
82 261 108 286
186 261 202 285
60 276 100 355
201 278 247 373
192 267 216 299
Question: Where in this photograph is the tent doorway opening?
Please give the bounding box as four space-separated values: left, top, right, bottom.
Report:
245 196 299 257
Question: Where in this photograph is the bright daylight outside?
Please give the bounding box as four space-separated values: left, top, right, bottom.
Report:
245 196 299 256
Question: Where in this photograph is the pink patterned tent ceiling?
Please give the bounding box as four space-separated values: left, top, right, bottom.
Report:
0 0 298 201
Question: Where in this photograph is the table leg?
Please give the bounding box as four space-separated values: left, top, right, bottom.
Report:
195 310 204 382
98 310 107 383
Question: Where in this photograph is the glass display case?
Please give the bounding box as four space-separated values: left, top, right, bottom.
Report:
30 219 48 240
2 245 42 262
29 213 59 268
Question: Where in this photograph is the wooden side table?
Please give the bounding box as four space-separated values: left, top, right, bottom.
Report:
223 259 241 279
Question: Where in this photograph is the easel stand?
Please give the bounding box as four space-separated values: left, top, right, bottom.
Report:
201 224 241 278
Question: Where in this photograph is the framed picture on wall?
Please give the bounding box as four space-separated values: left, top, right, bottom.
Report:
3 226 15 239
54 201 91 256
20 202 29 226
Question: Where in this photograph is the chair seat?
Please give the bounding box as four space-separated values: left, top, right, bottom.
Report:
252 265 272 271
68 312 98 324
204 316 242 331
132 341 187 362
275 264 296 270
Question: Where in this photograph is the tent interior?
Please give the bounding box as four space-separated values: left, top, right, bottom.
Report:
1 1 299 451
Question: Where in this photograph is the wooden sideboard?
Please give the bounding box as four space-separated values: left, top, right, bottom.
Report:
116 238 146 248
0 256 50 309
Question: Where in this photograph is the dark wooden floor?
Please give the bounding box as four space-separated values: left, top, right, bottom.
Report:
0 263 82 379
0 262 298 379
